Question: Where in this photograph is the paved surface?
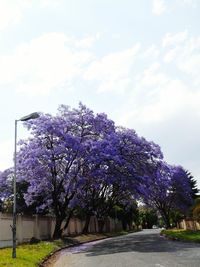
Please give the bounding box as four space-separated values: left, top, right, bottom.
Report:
52 229 200 267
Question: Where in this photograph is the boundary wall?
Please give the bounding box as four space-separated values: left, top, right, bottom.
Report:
178 218 200 231
0 213 122 248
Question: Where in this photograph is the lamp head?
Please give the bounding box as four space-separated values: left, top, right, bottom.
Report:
20 112 40 121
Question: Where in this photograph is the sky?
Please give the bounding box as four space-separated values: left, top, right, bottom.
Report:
0 0 200 187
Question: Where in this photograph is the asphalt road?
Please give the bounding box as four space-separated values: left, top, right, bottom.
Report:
52 229 200 267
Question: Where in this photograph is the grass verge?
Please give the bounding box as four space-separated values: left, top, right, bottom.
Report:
0 230 138 267
0 242 58 267
161 229 200 243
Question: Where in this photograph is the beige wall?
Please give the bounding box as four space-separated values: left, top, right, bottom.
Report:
178 219 200 231
0 213 123 248
0 213 13 248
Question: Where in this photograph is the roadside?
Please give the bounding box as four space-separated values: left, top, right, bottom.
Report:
161 229 200 243
47 229 200 267
1 229 199 266
42 229 200 267
41 230 139 267
0 230 138 267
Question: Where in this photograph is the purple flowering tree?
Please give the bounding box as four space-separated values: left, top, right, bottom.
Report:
0 168 40 214
170 166 194 213
0 168 13 211
139 161 193 228
17 103 115 238
76 127 163 232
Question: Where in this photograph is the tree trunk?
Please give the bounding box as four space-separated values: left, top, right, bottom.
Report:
122 220 127 231
53 217 64 239
98 219 105 233
53 210 73 239
161 210 171 229
63 210 73 231
82 214 91 234
128 222 132 231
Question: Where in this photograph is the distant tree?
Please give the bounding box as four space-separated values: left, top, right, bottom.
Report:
192 198 200 221
110 201 139 231
139 206 158 229
170 167 194 215
168 210 184 227
140 162 193 228
185 170 199 199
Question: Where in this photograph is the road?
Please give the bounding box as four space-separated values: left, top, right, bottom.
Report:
52 229 200 267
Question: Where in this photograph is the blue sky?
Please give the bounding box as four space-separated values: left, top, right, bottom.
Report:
0 0 200 187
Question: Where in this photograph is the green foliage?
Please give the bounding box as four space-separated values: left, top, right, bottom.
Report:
168 210 185 227
110 201 139 230
161 229 200 242
139 207 158 228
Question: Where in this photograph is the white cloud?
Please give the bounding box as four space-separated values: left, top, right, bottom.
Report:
139 80 198 122
0 33 94 95
75 37 97 49
75 34 101 48
163 48 177 63
39 0 63 8
176 0 198 7
0 0 65 31
138 63 169 87
118 76 198 125
0 140 13 170
152 0 166 15
152 0 199 16
98 78 131 94
115 31 200 126
142 45 160 59
162 31 188 47
162 32 200 85
0 0 23 30
84 44 140 93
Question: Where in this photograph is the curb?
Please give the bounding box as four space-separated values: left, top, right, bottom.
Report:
39 231 139 267
160 233 200 244
38 237 108 267
160 233 180 241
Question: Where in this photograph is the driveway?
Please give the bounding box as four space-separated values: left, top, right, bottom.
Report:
52 229 200 267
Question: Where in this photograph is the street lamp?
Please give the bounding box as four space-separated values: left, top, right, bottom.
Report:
12 112 40 258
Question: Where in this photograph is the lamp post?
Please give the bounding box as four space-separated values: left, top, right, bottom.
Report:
12 112 40 258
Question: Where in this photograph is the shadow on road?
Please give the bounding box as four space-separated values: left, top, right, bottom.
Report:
73 230 200 257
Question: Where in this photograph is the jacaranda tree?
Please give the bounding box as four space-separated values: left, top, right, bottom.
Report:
139 161 193 228
17 103 115 238
75 126 163 232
